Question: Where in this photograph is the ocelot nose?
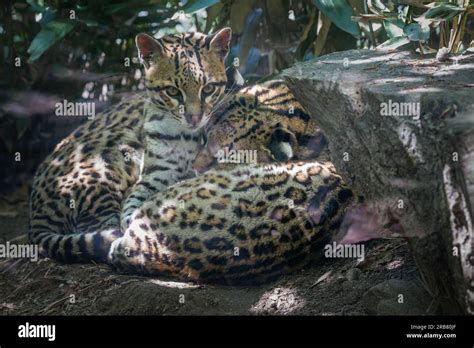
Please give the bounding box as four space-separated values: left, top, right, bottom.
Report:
185 113 202 127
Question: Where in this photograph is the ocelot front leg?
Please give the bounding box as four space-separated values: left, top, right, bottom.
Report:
120 131 201 230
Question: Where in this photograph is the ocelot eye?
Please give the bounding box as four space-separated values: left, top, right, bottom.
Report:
202 84 216 95
165 86 180 97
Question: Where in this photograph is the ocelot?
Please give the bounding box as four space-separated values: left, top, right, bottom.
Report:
29 28 234 262
29 29 354 285
107 82 353 284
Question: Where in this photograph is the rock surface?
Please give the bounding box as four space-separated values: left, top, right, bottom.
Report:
283 49 474 314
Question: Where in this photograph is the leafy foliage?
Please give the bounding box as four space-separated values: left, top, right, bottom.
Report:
3 0 471 89
27 19 76 60
312 0 361 37
361 0 474 53
0 0 472 159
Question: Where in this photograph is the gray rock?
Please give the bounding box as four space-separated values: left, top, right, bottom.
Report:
282 50 474 314
346 268 362 281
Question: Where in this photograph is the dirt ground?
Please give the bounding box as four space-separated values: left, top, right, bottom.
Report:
0 187 431 316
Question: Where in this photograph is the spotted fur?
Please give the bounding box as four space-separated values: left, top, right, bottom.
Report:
120 28 233 229
108 81 353 284
193 79 329 173
28 29 233 262
29 31 352 284
109 161 353 284
28 97 144 262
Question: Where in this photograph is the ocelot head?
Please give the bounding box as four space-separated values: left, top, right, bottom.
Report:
193 116 297 173
193 83 328 173
136 28 232 130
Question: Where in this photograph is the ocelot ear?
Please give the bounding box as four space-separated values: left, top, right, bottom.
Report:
135 33 164 69
208 27 232 58
266 126 298 162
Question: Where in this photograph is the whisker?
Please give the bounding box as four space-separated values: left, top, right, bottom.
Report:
207 90 237 119
125 91 180 119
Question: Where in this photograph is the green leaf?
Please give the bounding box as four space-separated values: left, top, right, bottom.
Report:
26 0 46 13
27 20 76 61
26 0 57 25
367 0 397 14
383 19 405 39
105 0 161 14
377 36 410 49
312 0 360 38
404 23 429 42
183 0 221 14
424 4 464 21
